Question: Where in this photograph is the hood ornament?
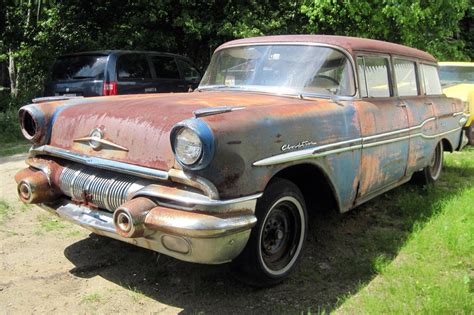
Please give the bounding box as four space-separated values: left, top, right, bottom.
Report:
73 128 129 151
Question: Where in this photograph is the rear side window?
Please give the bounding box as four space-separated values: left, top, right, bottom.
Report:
51 55 107 81
152 56 180 79
421 64 442 95
357 56 391 97
117 54 152 80
394 60 418 96
177 59 201 82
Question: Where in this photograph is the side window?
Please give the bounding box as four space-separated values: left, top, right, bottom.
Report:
421 64 442 95
117 54 152 80
177 59 201 82
152 56 180 79
357 56 391 97
394 59 418 96
357 57 368 97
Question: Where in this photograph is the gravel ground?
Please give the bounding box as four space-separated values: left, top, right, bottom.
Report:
0 153 403 314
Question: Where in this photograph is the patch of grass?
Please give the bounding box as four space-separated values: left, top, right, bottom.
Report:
335 148 474 314
36 213 69 233
0 200 10 222
127 285 146 302
81 293 102 303
66 229 84 238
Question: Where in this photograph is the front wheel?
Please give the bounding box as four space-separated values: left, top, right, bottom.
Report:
413 141 444 185
233 178 307 286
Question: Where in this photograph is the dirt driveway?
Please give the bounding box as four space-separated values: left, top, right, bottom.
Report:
0 153 433 314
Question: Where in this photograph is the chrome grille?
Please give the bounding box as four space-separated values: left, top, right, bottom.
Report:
59 164 149 212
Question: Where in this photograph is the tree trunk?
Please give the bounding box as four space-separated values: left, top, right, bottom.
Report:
8 50 18 97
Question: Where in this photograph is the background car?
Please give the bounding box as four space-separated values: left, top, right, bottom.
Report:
439 61 474 144
44 51 201 97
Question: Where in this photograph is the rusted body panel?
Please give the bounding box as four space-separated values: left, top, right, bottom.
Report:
15 35 468 265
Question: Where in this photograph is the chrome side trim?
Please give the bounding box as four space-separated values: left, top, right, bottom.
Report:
30 145 169 180
253 116 462 167
131 184 262 213
419 126 462 139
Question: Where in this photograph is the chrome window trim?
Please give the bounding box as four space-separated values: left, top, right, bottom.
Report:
253 117 462 166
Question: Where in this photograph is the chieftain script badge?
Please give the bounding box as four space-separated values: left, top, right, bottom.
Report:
281 140 318 151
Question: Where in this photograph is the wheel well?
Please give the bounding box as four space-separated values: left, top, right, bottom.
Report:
271 164 339 215
441 138 453 152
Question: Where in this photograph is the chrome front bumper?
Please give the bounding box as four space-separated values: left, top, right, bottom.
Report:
39 198 257 264
17 149 262 264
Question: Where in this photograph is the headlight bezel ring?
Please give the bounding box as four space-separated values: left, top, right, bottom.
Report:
170 119 215 170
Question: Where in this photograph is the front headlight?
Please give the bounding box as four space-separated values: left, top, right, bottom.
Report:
171 119 215 170
174 128 203 165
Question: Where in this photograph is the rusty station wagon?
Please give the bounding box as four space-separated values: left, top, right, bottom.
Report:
15 35 468 286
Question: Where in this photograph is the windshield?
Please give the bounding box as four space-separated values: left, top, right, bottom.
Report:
199 45 355 96
439 65 474 86
51 55 107 81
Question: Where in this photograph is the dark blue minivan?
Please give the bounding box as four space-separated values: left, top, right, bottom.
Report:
44 51 201 97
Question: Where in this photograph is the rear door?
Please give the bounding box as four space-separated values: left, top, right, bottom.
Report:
150 55 188 92
45 54 108 97
392 58 437 174
116 53 155 95
355 54 410 199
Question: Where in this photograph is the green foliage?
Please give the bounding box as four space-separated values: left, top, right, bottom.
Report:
301 0 472 61
0 0 471 115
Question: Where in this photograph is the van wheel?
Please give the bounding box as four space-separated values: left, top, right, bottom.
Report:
233 178 307 287
413 141 443 185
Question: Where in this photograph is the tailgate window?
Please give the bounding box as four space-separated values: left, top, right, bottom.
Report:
52 55 107 81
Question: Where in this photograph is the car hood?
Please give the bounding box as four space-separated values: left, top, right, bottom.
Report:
443 83 474 102
48 92 311 171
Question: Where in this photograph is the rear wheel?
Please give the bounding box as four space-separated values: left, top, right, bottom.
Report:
233 178 307 286
413 141 443 185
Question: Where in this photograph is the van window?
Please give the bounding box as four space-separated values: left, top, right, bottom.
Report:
117 54 152 80
152 56 180 79
421 64 442 95
51 55 107 81
177 59 201 82
394 60 418 96
357 56 391 97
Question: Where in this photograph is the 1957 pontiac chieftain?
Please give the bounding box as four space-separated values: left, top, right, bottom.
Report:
15 35 468 286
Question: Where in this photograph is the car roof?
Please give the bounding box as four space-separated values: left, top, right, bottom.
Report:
216 35 437 63
439 61 474 67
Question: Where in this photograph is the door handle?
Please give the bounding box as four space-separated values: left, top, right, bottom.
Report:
424 101 433 106
397 100 407 107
